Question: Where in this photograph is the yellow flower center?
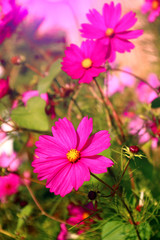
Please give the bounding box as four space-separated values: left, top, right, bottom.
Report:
82 212 90 219
152 0 159 10
81 58 92 69
66 149 80 163
105 28 114 37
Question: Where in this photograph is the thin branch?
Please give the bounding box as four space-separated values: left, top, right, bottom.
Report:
0 228 16 239
25 183 71 226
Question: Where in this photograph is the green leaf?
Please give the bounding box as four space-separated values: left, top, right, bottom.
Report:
11 97 49 131
102 221 151 240
102 221 134 240
151 97 160 108
17 205 33 230
38 59 61 93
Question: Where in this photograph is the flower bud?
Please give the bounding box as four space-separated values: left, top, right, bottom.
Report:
88 191 97 200
129 145 139 154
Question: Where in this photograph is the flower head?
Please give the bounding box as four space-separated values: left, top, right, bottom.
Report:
0 0 28 44
61 40 109 84
22 90 49 105
32 116 113 197
0 78 9 99
141 0 160 22
0 152 21 172
80 2 143 61
136 73 159 103
0 173 20 202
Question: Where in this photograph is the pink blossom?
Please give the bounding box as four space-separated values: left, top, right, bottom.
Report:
21 170 31 185
141 0 160 22
0 152 21 172
61 40 109 84
57 223 68 240
0 0 28 44
136 73 159 103
0 173 20 201
129 117 159 148
80 1 143 61
22 90 49 105
105 67 135 96
32 116 113 197
0 78 9 99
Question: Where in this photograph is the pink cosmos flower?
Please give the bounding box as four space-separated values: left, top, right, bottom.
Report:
0 152 21 172
0 0 28 44
141 0 160 22
61 40 109 84
129 117 159 148
0 78 9 99
0 173 20 202
57 223 68 240
80 1 143 61
32 116 113 197
136 73 159 104
22 90 49 105
105 67 135 96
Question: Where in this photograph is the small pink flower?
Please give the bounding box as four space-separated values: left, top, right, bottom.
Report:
22 90 49 105
32 116 113 197
80 2 143 61
0 78 9 99
136 73 159 103
141 0 160 22
105 67 135 96
0 0 28 44
57 223 68 240
61 40 109 84
0 173 20 201
129 117 159 148
21 170 31 185
0 152 21 172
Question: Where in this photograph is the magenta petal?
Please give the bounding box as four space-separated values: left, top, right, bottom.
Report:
81 130 111 156
103 2 121 28
52 118 77 151
46 164 73 197
71 162 90 191
116 29 143 39
35 135 66 157
78 71 93 84
80 155 114 174
86 9 106 30
115 11 137 32
76 116 93 151
80 23 105 39
112 37 135 53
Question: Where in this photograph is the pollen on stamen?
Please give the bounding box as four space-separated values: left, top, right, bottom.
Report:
66 149 80 163
105 28 114 37
81 58 92 69
152 0 159 10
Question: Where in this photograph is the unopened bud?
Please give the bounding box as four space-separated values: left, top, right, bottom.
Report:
129 145 139 154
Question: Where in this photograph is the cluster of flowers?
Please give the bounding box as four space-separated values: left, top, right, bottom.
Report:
141 0 160 22
61 1 143 83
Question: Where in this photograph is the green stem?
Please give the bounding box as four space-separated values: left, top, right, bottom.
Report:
94 78 125 144
0 228 16 239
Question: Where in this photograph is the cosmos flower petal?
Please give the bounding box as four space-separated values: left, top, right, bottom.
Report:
81 155 114 174
115 11 137 32
35 135 67 156
81 130 111 156
112 37 135 53
116 29 143 39
46 164 73 197
86 9 106 29
80 23 105 39
103 2 121 28
76 116 93 151
71 162 90 191
52 118 77 150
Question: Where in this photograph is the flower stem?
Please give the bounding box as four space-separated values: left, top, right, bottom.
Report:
91 172 142 240
0 228 16 239
25 183 71 226
93 78 125 144
111 68 158 94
